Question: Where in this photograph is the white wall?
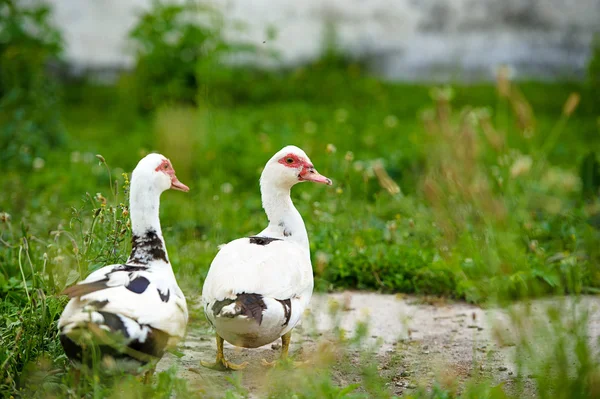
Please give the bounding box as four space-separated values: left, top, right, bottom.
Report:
49 0 600 81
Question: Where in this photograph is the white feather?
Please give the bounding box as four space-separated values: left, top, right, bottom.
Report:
203 238 312 302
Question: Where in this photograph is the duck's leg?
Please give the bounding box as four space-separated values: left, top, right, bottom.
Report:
143 364 156 384
201 333 248 371
280 330 291 360
261 331 292 367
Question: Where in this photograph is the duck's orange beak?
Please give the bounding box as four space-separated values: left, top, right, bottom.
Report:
171 176 190 192
299 166 332 185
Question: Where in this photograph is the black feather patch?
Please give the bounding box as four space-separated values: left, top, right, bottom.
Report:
276 298 292 326
98 311 129 337
60 334 84 362
157 288 170 302
114 264 149 272
279 221 292 237
60 319 170 365
212 293 268 324
126 276 150 294
237 293 268 325
129 327 170 359
248 236 282 245
128 230 168 264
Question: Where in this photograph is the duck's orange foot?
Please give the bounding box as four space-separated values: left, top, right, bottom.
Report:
201 358 248 371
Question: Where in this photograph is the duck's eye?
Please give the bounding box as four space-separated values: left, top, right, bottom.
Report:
286 158 294 164
163 164 169 170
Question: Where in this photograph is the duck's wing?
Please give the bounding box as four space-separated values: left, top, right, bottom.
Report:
59 263 188 340
202 237 314 303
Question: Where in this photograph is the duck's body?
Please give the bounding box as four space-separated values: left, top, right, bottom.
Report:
203 236 312 348
58 154 189 371
201 146 332 370
59 257 188 365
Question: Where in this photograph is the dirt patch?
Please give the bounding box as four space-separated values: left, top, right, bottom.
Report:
157 292 600 397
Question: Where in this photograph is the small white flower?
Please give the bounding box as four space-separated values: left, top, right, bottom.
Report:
384 115 398 128
0 212 11 222
220 182 233 194
510 155 532 178
32 157 45 170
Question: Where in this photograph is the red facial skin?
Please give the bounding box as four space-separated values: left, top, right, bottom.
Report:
156 159 190 192
278 153 332 185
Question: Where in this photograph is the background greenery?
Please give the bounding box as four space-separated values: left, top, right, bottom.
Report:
1 0 600 397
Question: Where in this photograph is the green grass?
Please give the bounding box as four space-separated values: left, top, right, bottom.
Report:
1 74 600 397
17 80 599 299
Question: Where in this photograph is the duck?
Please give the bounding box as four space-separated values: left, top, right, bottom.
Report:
201 145 332 370
58 153 189 377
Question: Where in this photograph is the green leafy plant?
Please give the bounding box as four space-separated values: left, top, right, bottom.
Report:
580 152 600 200
0 0 65 169
127 0 258 111
0 156 134 396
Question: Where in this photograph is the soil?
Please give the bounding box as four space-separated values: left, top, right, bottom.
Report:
157 292 600 398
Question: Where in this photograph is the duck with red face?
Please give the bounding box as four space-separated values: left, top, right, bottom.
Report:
201 145 332 370
58 153 189 378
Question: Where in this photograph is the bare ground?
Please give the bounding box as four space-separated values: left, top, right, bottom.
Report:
157 292 600 398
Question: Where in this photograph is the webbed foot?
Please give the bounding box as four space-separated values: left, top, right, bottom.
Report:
201 358 248 371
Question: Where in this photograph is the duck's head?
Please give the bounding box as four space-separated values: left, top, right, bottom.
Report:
131 153 190 193
261 145 332 189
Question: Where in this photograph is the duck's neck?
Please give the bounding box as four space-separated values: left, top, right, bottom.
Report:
260 181 309 250
127 180 169 265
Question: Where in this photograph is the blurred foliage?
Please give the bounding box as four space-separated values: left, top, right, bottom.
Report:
126 0 258 112
194 20 374 107
414 83 595 302
580 152 600 200
587 35 600 100
0 0 65 169
125 1 376 111
508 299 600 399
